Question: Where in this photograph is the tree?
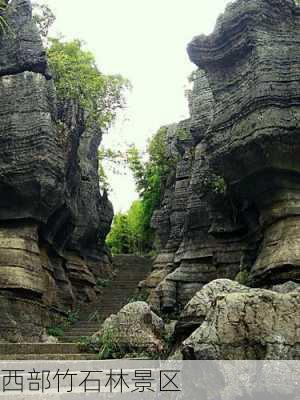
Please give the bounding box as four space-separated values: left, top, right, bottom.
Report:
127 200 145 253
47 38 131 129
106 200 147 255
124 126 177 253
106 213 131 255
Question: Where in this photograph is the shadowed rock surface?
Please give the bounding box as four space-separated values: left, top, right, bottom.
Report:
145 0 300 313
0 0 113 342
138 0 300 359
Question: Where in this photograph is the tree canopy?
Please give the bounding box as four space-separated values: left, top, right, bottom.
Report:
48 39 131 129
106 200 145 255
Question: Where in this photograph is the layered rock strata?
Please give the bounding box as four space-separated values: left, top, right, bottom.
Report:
0 0 113 341
147 0 300 314
182 281 300 360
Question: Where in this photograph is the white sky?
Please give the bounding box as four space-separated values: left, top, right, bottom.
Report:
46 0 231 212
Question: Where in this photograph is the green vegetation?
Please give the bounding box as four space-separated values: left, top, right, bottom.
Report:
0 0 9 34
98 328 120 359
128 288 150 303
32 3 130 192
106 126 177 255
47 39 130 129
201 172 227 196
32 2 130 132
96 278 112 289
47 326 65 338
79 330 122 359
107 200 145 254
46 309 79 337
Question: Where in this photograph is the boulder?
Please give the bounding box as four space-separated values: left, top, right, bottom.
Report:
183 285 300 360
175 279 250 341
94 302 165 355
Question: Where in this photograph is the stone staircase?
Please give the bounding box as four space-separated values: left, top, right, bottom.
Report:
0 255 152 360
61 255 152 342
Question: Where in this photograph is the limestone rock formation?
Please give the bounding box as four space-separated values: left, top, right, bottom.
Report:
94 302 165 355
145 0 300 322
187 0 300 286
0 0 113 342
182 283 300 360
175 279 250 342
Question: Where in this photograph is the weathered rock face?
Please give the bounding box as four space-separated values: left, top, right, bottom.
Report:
146 0 300 319
175 279 250 342
94 302 165 355
182 282 300 360
0 0 113 341
148 71 258 314
188 0 300 286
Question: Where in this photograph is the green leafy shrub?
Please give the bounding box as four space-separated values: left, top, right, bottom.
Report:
47 326 65 338
96 278 112 289
98 328 121 359
201 172 227 196
128 288 150 303
66 309 79 326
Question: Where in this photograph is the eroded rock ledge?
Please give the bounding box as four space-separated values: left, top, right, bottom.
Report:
143 0 300 348
0 0 113 342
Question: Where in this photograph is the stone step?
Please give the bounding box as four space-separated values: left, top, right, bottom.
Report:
61 337 85 343
64 328 99 334
62 333 96 339
55 256 152 346
0 343 87 355
60 329 99 343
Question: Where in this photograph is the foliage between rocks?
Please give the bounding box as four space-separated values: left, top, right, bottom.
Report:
96 278 112 289
47 326 65 338
0 0 9 34
107 126 178 255
235 270 250 286
128 288 150 303
201 172 227 196
48 38 131 129
47 309 79 338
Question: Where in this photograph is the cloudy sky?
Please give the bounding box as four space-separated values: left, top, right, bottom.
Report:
46 0 231 212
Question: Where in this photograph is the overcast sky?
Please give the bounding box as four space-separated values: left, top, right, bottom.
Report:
46 0 231 212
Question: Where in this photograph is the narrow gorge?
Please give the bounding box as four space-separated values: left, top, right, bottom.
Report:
0 0 299 360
